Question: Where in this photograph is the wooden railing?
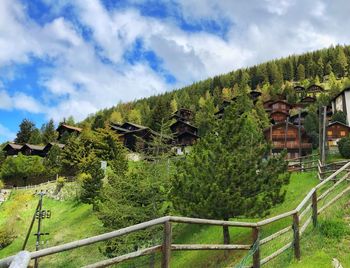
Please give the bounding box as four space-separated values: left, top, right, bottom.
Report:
1 162 350 268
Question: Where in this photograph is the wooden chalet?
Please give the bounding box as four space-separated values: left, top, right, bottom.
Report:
269 100 292 113
327 121 350 147
307 84 324 96
20 144 46 157
270 111 289 124
2 143 23 156
294 85 306 93
56 124 82 140
264 122 312 159
171 108 194 122
331 87 350 125
42 142 65 155
300 96 316 105
122 127 156 151
170 120 199 147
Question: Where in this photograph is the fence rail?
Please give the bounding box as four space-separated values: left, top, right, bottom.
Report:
1 162 350 268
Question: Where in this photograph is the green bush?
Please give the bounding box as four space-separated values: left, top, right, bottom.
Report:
0 228 15 249
319 219 347 240
338 137 350 158
55 176 66 193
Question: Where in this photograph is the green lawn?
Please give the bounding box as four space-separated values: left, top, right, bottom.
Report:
1 170 348 268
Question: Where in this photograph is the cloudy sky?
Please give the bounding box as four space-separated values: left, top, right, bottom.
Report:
0 0 349 142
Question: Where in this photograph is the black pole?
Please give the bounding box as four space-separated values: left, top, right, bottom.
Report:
22 200 40 250
34 191 44 268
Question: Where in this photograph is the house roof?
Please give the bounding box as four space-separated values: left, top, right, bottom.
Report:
43 142 65 150
170 120 198 130
121 122 148 130
327 121 350 129
269 100 292 107
3 143 23 151
294 85 305 92
110 124 130 133
56 124 82 132
21 144 45 151
301 96 316 101
270 110 289 116
331 87 350 102
307 84 324 93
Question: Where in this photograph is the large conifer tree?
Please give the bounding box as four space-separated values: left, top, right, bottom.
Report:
171 91 290 244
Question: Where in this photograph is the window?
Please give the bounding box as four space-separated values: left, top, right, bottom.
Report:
327 130 333 136
341 131 346 137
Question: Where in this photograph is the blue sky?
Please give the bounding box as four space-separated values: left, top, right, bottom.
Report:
1 0 350 143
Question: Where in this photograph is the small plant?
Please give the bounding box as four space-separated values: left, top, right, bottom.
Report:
338 137 350 158
55 176 66 193
318 219 347 240
0 228 15 249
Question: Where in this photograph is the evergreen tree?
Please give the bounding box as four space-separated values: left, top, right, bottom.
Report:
334 46 348 77
92 114 105 130
41 119 57 144
128 109 142 124
297 64 306 81
15 119 36 144
109 111 123 124
332 111 347 125
171 93 289 244
170 98 178 113
28 128 42 145
195 91 217 137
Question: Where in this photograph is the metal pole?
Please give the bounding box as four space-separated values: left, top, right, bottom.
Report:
298 110 302 168
322 106 327 165
34 192 44 268
22 201 40 250
319 106 322 162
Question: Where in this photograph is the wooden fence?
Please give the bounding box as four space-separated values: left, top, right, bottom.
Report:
287 153 319 172
1 162 350 268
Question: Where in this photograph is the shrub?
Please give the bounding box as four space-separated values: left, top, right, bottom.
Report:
319 219 347 240
55 176 66 193
338 137 350 158
0 228 15 249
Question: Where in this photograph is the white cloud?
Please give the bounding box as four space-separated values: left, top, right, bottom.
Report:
0 123 16 142
1 0 350 124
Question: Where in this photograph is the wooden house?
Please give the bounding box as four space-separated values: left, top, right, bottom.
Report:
327 121 350 147
264 122 312 159
20 144 46 157
170 120 199 147
42 142 65 155
56 124 82 140
307 84 324 97
2 143 23 156
331 87 350 125
171 108 194 122
300 96 316 105
122 128 155 152
269 100 292 113
270 111 289 124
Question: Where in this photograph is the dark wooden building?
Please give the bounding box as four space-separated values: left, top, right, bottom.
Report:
270 111 289 124
327 121 350 148
42 142 65 155
289 111 308 126
269 100 292 113
2 143 23 156
300 96 316 106
264 122 312 159
20 144 46 157
56 124 82 140
171 108 194 122
170 119 198 147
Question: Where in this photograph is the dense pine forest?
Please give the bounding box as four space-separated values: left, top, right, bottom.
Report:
82 44 350 131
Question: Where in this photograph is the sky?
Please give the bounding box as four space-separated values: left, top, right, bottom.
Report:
0 0 350 143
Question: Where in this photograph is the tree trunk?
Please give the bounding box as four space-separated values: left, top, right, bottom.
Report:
223 218 230 245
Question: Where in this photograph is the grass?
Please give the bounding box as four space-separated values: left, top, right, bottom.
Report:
1 170 348 268
0 187 107 267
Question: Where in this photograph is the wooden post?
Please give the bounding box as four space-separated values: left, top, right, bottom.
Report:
293 213 301 260
252 227 260 268
322 106 327 165
162 221 172 268
312 191 318 227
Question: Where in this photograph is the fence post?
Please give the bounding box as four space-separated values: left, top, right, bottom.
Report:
252 227 260 268
293 212 300 260
162 221 172 268
312 191 318 227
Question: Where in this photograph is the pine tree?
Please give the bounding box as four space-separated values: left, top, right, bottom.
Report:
297 64 306 81
109 111 123 124
28 128 42 145
195 91 217 137
171 92 289 244
334 46 348 77
128 109 142 124
170 98 178 113
41 119 57 144
15 119 36 144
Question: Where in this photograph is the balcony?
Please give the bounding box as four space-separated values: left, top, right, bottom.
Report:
272 141 312 149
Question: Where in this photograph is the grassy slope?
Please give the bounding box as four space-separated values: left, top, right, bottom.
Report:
1 170 348 268
0 188 106 267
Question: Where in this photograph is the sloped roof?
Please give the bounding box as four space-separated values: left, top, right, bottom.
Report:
121 122 147 130
327 121 350 129
3 143 23 151
57 124 82 132
22 144 45 151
